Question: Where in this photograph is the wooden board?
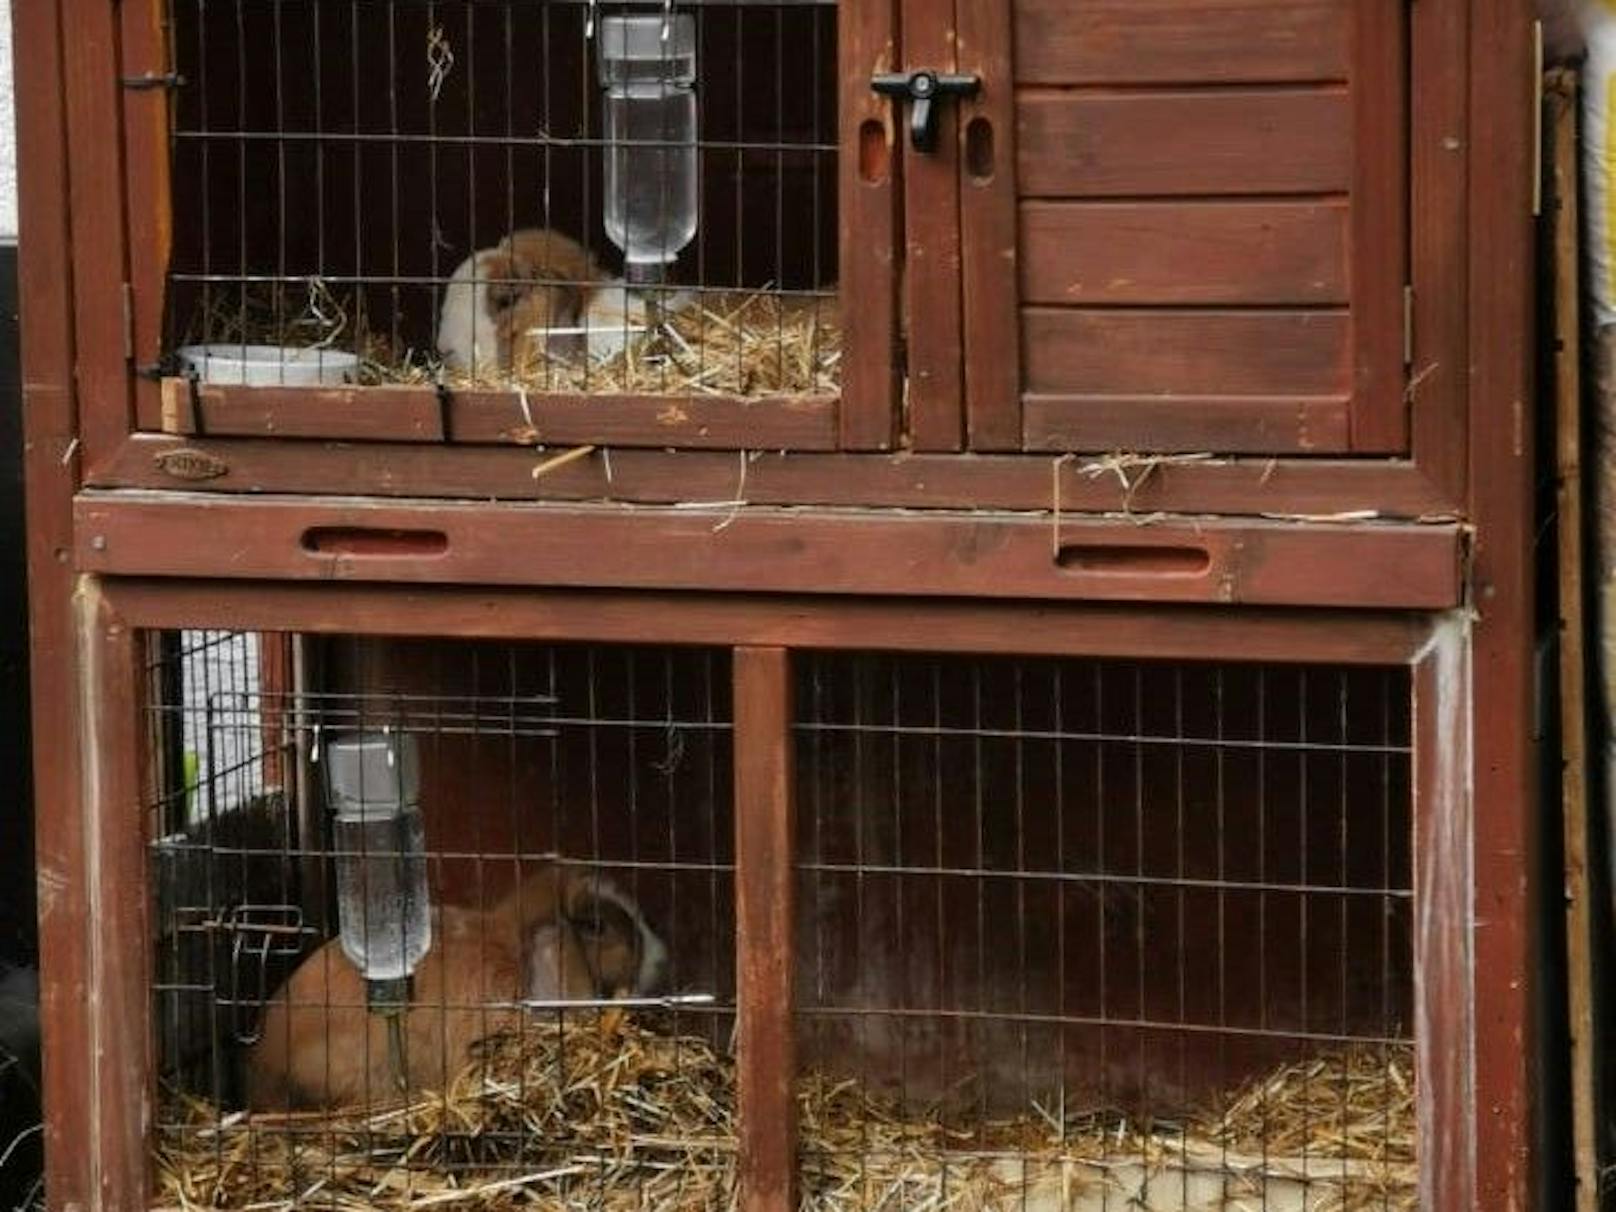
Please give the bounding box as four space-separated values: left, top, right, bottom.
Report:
838 0 903 450
16 0 93 1203
1013 0 1350 85
102 580 1440 668
1546 67 1601 1212
1464 0 1537 1204
1412 623 1475 1212
1015 89 1352 199
1024 395 1350 455
158 381 842 451
1022 311 1349 398
77 581 156 1207
74 493 1465 610
1020 201 1350 307
901 0 965 451
733 649 797 1212
958 0 1022 450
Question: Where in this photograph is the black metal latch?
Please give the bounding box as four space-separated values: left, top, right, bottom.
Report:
871 69 980 153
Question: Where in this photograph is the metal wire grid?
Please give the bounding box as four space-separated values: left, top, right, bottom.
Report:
163 0 839 391
148 638 737 1168
793 653 1414 1205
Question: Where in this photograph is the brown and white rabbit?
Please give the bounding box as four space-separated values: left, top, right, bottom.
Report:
437 228 602 374
245 863 666 1109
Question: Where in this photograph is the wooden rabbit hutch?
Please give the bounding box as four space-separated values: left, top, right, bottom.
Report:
16 0 1539 1209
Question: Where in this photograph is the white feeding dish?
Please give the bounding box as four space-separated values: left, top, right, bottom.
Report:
177 343 359 386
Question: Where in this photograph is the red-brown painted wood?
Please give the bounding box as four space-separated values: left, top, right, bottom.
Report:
120 0 172 434
838 0 902 450
1022 310 1349 399
1409 0 1471 503
1015 89 1352 199
1413 624 1476 1210
77 583 155 1209
1020 202 1350 307
1013 0 1350 85
62 0 135 473
733 648 797 1212
900 0 965 451
94 433 1464 519
73 493 1464 610
102 580 1438 668
1348 0 1411 452
16 0 93 1204
957 0 1021 451
1024 395 1351 455
158 381 841 451
1466 0 1537 1205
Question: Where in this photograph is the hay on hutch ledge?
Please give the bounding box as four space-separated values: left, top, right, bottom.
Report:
183 282 841 398
156 1014 1415 1212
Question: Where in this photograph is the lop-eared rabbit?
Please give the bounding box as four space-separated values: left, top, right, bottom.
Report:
247 863 666 1109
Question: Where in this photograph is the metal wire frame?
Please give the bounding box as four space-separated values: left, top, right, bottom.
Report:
793 651 1414 1207
162 0 839 392
147 636 738 1178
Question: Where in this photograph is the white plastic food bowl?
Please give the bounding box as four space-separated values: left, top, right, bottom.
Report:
177 344 360 386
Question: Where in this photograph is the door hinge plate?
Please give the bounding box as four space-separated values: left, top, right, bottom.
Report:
121 282 134 360
1402 285 1415 366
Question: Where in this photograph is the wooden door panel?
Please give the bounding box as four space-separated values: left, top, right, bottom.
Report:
1020 201 1350 307
839 0 904 450
1016 90 1353 198
1014 0 1350 86
1023 311 1349 399
962 0 1408 456
901 0 966 452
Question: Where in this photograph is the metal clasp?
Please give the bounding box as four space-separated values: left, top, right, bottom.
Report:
871 69 980 153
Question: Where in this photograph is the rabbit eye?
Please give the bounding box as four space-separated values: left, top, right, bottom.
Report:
571 914 608 940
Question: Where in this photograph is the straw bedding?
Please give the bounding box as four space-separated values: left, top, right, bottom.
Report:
181 282 840 397
156 1014 1415 1212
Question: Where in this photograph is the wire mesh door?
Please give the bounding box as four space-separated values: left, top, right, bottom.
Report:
794 652 1416 1212
148 635 739 1208
127 0 902 452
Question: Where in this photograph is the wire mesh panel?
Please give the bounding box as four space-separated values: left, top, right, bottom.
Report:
148 635 737 1210
163 1 840 403
794 653 1415 1212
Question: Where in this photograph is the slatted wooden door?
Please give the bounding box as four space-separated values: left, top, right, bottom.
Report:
958 0 1409 455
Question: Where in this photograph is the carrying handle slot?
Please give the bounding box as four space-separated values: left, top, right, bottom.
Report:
1053 543 1213 577
301 527 450 558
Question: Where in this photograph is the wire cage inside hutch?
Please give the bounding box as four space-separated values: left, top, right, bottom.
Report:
161 0 841 401
146 630 1419 1212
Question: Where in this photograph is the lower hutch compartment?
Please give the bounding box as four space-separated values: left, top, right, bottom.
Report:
66 583 1471 1210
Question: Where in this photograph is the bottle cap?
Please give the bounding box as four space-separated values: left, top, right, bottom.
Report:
325 731 420 820
597 13 696 85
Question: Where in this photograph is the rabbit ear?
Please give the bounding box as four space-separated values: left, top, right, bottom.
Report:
479 252 528 315
525 922 589 1000
565 884 638 943
551 281 587 327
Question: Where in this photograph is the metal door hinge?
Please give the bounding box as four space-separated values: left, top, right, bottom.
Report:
121 282 134 360
121 72 185 91
1403 285 1415 366
1533 21 1544 218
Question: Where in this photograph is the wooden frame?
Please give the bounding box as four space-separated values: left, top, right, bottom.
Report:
84 0 1473 520
71 492 1465 610
19 0 1538 1208
62 580 1473 1207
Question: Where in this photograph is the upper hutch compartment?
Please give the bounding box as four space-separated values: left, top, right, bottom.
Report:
145 0 867 450
102 0 1465 513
